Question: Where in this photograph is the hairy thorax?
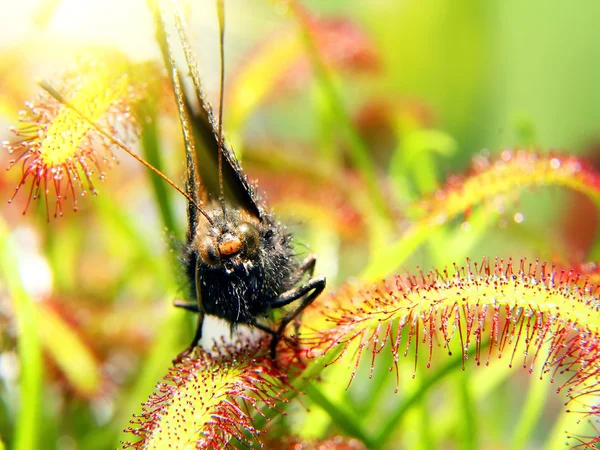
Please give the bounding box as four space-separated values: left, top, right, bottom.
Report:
184 207 299 326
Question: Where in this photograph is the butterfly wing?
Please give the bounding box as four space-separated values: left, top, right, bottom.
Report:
151 1 262 242
185 87 262 221
171 1 261 220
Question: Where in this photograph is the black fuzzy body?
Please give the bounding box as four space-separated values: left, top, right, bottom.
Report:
153 4 325 357
183 205 300 327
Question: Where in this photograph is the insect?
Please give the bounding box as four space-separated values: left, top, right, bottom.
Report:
39 0 325 360
152 1 326 360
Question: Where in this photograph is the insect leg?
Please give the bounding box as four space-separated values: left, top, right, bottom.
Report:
269 276 326 358
173 299 202 312
280 254 318 335
247 317 277 336
173 311 205 365
174 261 207 365
294 254 317 282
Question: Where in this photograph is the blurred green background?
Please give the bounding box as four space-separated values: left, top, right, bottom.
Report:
0 0 599 449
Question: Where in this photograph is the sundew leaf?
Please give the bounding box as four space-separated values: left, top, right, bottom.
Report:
121 339 301 450
417 151 600 216
37 302 102 397
306 258 600 448
363 151 600 280
3 50 153 219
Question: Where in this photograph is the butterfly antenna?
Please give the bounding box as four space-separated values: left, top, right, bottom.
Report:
216 0 226 215
39 80 215 226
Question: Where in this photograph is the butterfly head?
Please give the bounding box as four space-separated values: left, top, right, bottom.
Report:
194 209 263 274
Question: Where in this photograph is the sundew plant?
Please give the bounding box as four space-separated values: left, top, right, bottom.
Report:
1 1 600 449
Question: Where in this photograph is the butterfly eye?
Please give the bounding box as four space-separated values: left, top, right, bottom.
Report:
199 237 220 266
238 223 260 254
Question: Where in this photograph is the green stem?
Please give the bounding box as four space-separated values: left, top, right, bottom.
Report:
509 374 548 450
313 83 342 168
458 371 478 450
416 363 435 450
360 337 397 415
0 219 42 450
303 383 377 449
292 7 389 221
373 342 486 448
140 109 179 240
417 401 435 450
585 225 600 262
361 223 431 281
95 196 171 285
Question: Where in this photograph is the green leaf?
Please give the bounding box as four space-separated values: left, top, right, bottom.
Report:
0 219 42 450
38 303 101 396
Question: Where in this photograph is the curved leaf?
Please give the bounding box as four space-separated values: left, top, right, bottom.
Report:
122 339 300 450
363 152 600 280
307 258 600 448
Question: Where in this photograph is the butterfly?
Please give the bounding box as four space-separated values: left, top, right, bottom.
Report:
39 0 325 360
154 1 326 360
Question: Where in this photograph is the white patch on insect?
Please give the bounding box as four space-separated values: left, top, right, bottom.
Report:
201 316 264 350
